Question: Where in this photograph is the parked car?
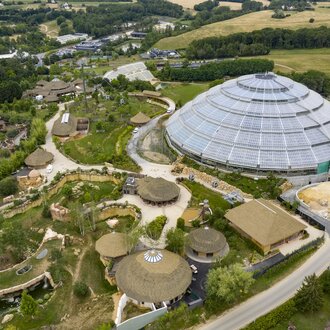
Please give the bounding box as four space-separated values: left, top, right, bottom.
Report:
46 164 53 174
133 127 139 134
190 264 198 274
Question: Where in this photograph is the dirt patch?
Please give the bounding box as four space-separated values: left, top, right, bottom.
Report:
58 293 114 330
298 182 330 218
181 208 201 226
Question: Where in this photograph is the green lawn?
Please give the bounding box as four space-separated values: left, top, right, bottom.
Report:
63 96 164 171
273 295 330 329
0 239 62 290
182 179 231 211
77 249 116 295
249 48 330 75
162 82 209 106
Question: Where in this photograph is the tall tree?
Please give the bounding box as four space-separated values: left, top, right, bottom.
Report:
294 274 324 312
20 290 38 318
166 228 185 255
206 263 254 304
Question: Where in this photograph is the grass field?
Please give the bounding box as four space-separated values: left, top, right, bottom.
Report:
249 48 330 74
39 20 61 38
161 82 209 105
272 295 330 329
155 7 330 49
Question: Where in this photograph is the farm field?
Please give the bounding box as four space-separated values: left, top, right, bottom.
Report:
155 8 330 49
250 48 330 75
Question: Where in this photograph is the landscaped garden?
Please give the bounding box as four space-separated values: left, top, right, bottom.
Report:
62 96 165 171
182 156 284 199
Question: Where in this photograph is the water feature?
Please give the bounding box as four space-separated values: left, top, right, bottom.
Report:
0 278 53 317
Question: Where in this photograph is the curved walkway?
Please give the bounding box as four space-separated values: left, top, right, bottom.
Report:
39 102 104 182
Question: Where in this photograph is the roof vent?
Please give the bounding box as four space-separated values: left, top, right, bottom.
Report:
144 249 163 263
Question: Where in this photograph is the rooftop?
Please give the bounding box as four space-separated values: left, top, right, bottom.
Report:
24 148 54 167
137 177 180 202
115 249 191 303
225 199 307 246
187 227 227 253
95 232 128 258
166 73 330 173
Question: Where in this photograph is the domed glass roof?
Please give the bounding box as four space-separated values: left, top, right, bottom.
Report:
166 73 330 173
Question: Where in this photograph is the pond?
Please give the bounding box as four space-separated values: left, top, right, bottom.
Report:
0 278 53 317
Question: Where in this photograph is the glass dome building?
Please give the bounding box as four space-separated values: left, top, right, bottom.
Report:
166 73 330 176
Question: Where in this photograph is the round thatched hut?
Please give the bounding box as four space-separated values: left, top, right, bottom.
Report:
24 148 54 169
137 177 180 205
95 232 128 260
187 227 228 262
115 249 191 305
130 112 151 126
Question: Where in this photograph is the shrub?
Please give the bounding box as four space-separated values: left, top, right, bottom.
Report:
42 204 51 218
244 299 297 330
73 281 89 298
146 216 167 240
309 17 315 23
0 176 18 197
176 217 185 231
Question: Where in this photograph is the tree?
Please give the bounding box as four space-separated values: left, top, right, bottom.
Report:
126 225 145 253
176 217 185 231
20 290 38 318
321 269 330 294
0 176 18 197
206 263 254 304
294 274 324 312
73 281 89 298
166 228 185 255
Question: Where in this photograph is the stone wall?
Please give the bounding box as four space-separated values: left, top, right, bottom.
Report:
3 172 121 219
0 272 55 298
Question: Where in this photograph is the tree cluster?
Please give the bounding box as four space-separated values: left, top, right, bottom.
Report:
156 59 274 82
186 26 330 59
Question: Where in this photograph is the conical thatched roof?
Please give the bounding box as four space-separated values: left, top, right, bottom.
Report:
137 177 180 202
95 232 128 258
116 250 191 303
130 112 150 125
187 227 227 254
25 148 54 168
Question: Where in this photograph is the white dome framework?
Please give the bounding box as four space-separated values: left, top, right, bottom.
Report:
166 73 330 176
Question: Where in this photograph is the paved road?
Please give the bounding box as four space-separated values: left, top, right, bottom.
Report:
199 233 330 330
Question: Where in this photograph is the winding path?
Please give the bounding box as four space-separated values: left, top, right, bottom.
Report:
41 101 330 329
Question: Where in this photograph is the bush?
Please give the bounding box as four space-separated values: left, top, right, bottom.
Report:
0 176 18 197
146 215 167 240
309 17 315 23
176 217 185 231
244 299 297 330
42 204 51 218
73 281 89 298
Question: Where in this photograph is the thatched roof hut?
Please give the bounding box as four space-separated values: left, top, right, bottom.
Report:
187 227 227 254
116 249 191 303
24 148 54 168
137 177 180 203
130 112 151 126
52 113 77 137
95 232 128 258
